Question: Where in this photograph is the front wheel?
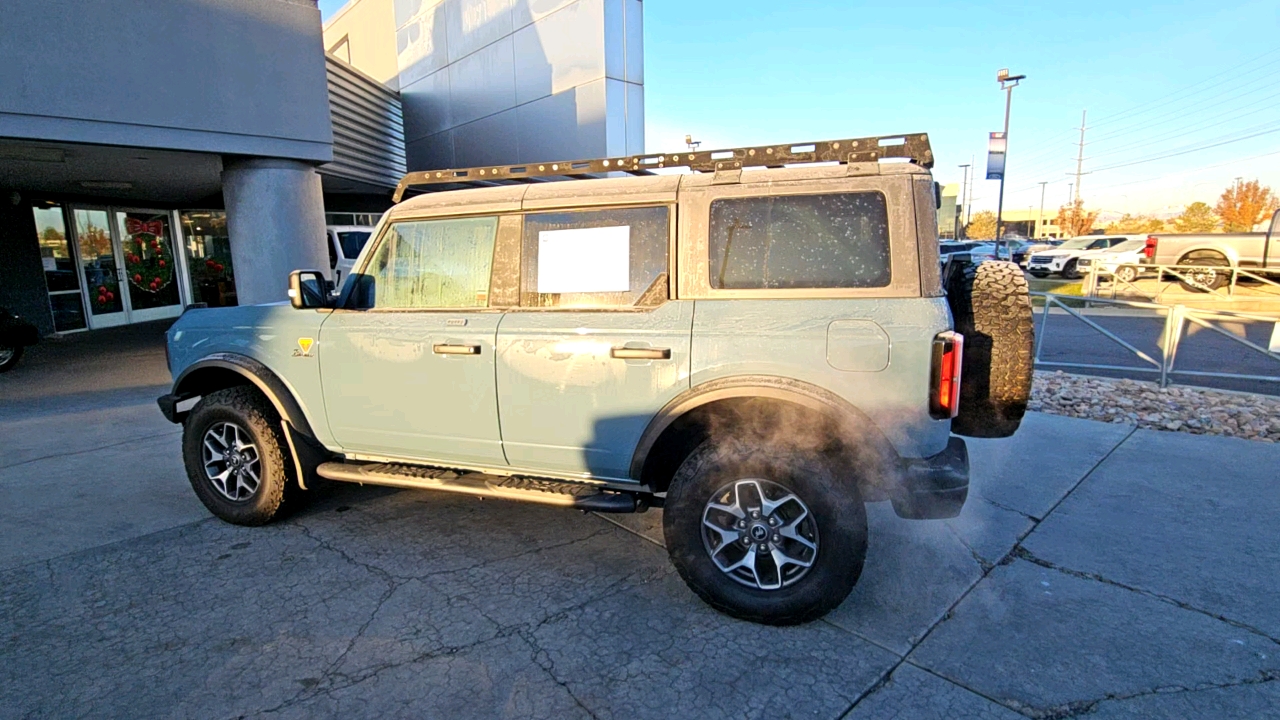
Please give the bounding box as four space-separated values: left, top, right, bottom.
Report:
663 440 867 625
182 386 293 526
0 344 22 373
1060 259 1080 280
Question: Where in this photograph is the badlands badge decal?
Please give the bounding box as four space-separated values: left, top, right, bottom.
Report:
293 337 315 357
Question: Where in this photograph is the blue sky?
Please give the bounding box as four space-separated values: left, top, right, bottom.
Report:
322 0 1280 217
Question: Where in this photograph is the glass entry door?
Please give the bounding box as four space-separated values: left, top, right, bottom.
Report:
115 210 183 322
69 207 186 329
74 208 128 328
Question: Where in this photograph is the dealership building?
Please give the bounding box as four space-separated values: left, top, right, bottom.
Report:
0 0 642 336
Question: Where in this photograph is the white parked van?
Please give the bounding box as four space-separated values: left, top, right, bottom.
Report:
326 225 374 287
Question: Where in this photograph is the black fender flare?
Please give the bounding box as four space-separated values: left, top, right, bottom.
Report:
628 375 900 485
161 353 317 440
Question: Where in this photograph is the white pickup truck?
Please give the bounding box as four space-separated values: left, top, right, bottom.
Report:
1145 209 1280 290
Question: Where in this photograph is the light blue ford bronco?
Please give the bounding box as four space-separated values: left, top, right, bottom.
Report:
159 136 1035 624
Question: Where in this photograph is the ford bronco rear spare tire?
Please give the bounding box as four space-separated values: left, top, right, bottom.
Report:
946 260 1034 438
663 439 867 625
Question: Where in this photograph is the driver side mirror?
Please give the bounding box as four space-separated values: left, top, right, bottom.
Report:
288 269 332 309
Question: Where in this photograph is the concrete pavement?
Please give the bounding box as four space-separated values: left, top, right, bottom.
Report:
2 327 1279 718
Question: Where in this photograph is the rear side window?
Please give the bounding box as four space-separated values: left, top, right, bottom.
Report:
353 216 497 309
521 206 669 308
709 192 891 289
337 231 371 259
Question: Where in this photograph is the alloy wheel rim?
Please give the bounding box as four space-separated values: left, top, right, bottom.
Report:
202 422 262 501
0 346 13 365
701 478 819 590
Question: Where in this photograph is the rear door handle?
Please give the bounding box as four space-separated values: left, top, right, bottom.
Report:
611 347 671 360
433 343 482 355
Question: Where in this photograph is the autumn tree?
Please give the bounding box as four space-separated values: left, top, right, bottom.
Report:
1172 202 1218 233
1215 179 1278 232
964 211 997 240
1105 214 1165 234
1055 199 1100 238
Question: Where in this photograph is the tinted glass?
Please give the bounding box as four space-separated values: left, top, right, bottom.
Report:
709 192 891 289
521 206 669 308
338 231 371 259
182 211 236 307
32 205 79 292
356 217 497 309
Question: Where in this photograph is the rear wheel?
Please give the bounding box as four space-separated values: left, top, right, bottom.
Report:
1176 253 1230 292
1115 265 1139 284
0 345 22 373
182 386 293 526
663 439 867 625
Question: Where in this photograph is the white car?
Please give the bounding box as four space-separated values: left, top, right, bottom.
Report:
326 225 374 287
1026 235 1141 279
1074 238 1150 283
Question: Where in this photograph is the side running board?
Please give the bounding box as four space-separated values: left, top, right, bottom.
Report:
315 462 640 513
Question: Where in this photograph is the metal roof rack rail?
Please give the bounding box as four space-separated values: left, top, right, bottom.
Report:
392 133 933 201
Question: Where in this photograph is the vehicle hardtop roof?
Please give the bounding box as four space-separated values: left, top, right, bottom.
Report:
391 134 935 203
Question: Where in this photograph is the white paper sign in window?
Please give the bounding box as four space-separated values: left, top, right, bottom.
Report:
536 225 631 294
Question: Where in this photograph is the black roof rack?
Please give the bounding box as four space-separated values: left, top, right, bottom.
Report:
392 133 934 201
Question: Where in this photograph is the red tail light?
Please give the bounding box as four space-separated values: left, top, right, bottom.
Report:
1143 235 1158 259
929 331 964 419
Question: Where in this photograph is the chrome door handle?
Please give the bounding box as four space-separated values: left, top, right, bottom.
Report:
433 343 481 355
611 347 671 360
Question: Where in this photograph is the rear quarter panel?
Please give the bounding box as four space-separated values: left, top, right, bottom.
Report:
690 298 953 460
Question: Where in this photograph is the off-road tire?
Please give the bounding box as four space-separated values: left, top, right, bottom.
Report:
182 386 292 526
1060 259 1080 280
946 260 1034 438
0 345 22 373
663 439 867 626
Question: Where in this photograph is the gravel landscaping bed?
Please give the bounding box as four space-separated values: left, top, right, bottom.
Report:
1030 371 1280 443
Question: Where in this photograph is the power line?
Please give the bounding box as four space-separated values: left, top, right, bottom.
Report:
1084 147 1280 193
1088 48 1280 128
1090 124 1280 173
1086 92 1280 160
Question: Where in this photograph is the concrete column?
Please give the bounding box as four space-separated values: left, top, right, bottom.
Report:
221 158 328 306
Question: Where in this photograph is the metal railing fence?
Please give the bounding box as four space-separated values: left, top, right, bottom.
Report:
1032 292 1280 388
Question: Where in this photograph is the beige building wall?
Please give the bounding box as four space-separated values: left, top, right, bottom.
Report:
323 0 401 91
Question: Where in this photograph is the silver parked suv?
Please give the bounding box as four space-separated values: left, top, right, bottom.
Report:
158 135 1035 624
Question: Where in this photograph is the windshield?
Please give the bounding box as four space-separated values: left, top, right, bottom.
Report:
1059 237 1098 250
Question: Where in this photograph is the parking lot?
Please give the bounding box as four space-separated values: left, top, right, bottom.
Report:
2 326 1279 718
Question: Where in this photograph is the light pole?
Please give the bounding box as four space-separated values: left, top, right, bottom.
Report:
957 163 971 238
1037 181 1048 239
994 68 1025 258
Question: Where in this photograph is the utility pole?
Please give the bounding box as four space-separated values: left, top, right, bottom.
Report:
966 155 974 227
993 69 1025 259
1073 110 1087 203
1037 181 1048 239
957 163 971 239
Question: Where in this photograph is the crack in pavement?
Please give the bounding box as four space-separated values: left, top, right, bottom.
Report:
837 426 1142 720
982 497 1040 523
1012 547 1280 647
0 429 182 472
1002 669 1280 720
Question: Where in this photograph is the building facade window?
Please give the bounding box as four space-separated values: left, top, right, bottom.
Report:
181 211 236 307
31 204 88 332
